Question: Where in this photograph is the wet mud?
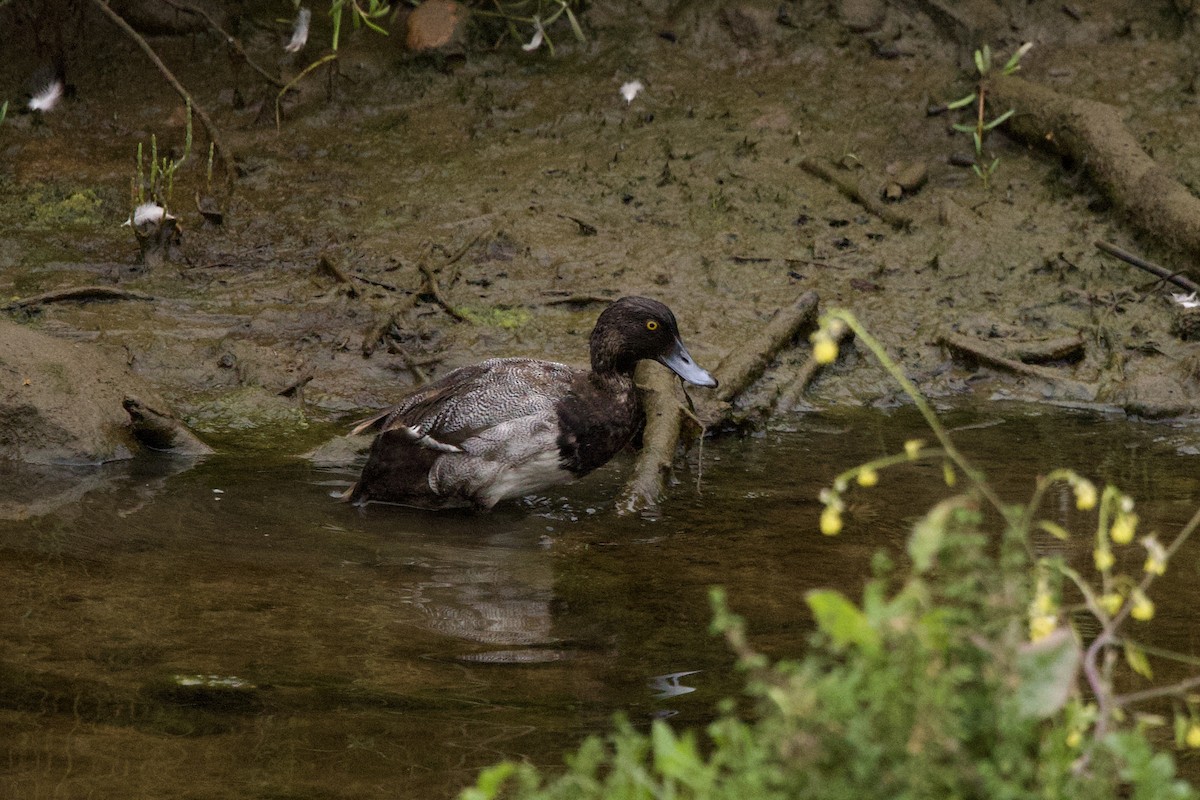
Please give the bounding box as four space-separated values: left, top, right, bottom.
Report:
2 0 1200 455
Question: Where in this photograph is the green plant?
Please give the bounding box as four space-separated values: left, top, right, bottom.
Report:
946 43 1029 188
460 311 1200 800
131 102 193 213
475 0 586 54
276 0 392 129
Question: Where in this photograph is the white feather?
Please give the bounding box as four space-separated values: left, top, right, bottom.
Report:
28 79 63 113
619 80 644 104
522 18 545 52
122 202 171 228
285 8 311 53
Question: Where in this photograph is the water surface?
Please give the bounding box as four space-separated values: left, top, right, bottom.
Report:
4 405 1200 799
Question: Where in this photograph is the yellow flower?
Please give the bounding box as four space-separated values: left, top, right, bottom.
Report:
856 467 878 487
819 506 843 536
942 462 956 487
1130 590 1154 621
1110 512 1137 545
1066 729 1083 749
1187 723 1200 749
1029 614 1057 642
904 439 924 460
1142 535 1167 575
1093 547 1114 572
812 337 839 365
1073 479 1097 511
1099 592 1124 616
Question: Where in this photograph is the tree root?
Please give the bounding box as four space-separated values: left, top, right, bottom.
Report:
616 291 823 515
991 74 1200 273
941 332 1098 402
5 286 155 311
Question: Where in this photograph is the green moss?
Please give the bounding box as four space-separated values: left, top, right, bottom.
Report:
455 305 531 329
27 187 105 226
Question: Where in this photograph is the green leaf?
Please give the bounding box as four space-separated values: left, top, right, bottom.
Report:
973 48 986 76
564 6 586 42
946 92 977 110
462 762 516 800
1015 627 1081 719
908 499 956 573
1037 520 1071 540
983 108 1015 130
806 589 881 655
1124 641 1154 680
652 721 710 788
951 122 978 133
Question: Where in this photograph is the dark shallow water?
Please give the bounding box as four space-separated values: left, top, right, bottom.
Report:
4 404 1200 799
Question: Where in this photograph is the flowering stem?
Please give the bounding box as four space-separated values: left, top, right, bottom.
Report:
824 310 1006 516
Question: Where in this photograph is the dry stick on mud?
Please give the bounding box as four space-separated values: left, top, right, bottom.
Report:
617 291 821 514
4 286 154 311
990 74 1200 270
88 0 238 197
1095 240 1200 295
800 158 912 231
941 332 1098 402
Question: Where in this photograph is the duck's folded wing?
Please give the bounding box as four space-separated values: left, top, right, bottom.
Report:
352 359 576 451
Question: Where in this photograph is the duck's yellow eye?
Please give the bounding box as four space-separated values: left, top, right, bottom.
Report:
646 320 659 331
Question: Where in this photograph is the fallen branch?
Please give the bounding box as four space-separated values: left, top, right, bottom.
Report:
617 362 694 516
5 286 154 310
800 158 912 230
698 290 821 424
1094 240 1200 295
1001 334 1085 365
768 318 856 415
416 232 486 323
941 332 1098 401
617 292 821 514
87 0 238 198
991 74 1200 271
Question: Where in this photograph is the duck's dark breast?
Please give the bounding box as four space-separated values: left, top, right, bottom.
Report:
554 374 642 477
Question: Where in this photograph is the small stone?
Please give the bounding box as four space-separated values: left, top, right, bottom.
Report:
894 161 928 192
405 0 467 53
838 0 886 33
883 182 903 201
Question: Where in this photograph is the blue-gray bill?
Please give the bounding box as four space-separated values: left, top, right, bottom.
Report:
658 339 718 388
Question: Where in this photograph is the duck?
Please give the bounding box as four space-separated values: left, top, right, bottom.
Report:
343 296 717 510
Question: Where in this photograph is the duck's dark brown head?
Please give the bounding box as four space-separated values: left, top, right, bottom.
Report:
588 296 718 387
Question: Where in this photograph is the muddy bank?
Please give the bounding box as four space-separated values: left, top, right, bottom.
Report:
2 0 1200 458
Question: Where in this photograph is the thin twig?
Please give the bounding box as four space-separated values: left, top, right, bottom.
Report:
1094 240 1200 295
88 0 238 198
276 52 337 130
159 0 285 88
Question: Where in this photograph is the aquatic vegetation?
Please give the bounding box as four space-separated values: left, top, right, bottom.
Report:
946 42 1030 188
460 312 1200 800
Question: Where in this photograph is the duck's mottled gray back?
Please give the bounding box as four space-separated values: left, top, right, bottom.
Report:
366 358 576 445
